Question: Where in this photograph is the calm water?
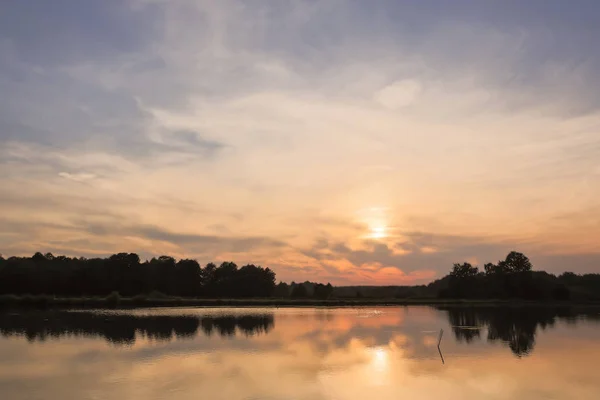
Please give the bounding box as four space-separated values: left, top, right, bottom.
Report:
1 306 599 400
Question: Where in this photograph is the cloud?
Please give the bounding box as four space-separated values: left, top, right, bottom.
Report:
131 224 287 253
58 172 97 182
299 232 510 283
166 130 225 152
1 0 600 283
142 129 227 163
298 230 600 284
374 80 422 109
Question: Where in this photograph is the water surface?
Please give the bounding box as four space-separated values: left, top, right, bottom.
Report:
1 306 599 399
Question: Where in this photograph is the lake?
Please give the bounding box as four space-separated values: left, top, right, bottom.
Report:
1 306 599 399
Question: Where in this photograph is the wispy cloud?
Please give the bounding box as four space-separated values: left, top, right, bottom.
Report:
1 0 599 283
58 172 97 182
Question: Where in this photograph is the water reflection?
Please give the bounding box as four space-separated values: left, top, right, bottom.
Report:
0 311 274 344
1 307 600 400
1 307 597 356
439 306 600 357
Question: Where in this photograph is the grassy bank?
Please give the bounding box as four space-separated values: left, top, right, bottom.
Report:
1 293 599 309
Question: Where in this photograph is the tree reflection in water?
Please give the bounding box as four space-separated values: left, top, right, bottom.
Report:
2 307 599 357
0 311 274 345
439 306 600 357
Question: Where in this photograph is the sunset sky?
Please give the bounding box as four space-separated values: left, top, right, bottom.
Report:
1 0 599 285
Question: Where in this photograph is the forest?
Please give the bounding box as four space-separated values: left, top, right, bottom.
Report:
0 251 598 302
432 251 600 301
0 253 276 298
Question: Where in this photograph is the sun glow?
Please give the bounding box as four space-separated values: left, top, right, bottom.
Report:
371 347 388 368
358 206 392 240
369 225 387 239
366 346 390 386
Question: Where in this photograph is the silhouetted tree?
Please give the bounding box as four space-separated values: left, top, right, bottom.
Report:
500 251 532 274
552 283 571 301
0 253 276 298
450 262 479 279
290 283 308 298
314 283 334 299
436 251 599 301
175 259 202 297
484 262 503 275
446 262 481 298
273 282 290 298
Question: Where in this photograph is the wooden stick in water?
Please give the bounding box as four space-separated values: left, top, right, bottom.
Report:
437 328 445 364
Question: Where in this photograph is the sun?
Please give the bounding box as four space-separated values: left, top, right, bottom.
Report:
358 206 390 240
368 225 387 239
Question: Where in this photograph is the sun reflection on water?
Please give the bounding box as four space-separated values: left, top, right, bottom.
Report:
367 346 390 386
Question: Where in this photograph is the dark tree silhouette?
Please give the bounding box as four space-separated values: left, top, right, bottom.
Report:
500 251 533 274
313 283 334 299
450 262 479 279
443 262 482 299
0 253 275 298
2 250 599 301
435 251 600 301
290 283 309 298
273 282 291 298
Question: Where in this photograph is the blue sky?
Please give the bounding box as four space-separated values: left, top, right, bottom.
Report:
1 1 599 284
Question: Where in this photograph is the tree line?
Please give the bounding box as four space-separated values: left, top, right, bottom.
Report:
1 251 598 301
435 251 600 301
0 253 277 298
273 281 334 299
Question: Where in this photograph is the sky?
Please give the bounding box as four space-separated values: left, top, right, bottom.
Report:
1 0 599 285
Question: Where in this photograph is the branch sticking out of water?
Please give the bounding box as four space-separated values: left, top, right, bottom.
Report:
438 328 445 364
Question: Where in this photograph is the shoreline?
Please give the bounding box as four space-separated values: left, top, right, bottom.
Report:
1 295 599 309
